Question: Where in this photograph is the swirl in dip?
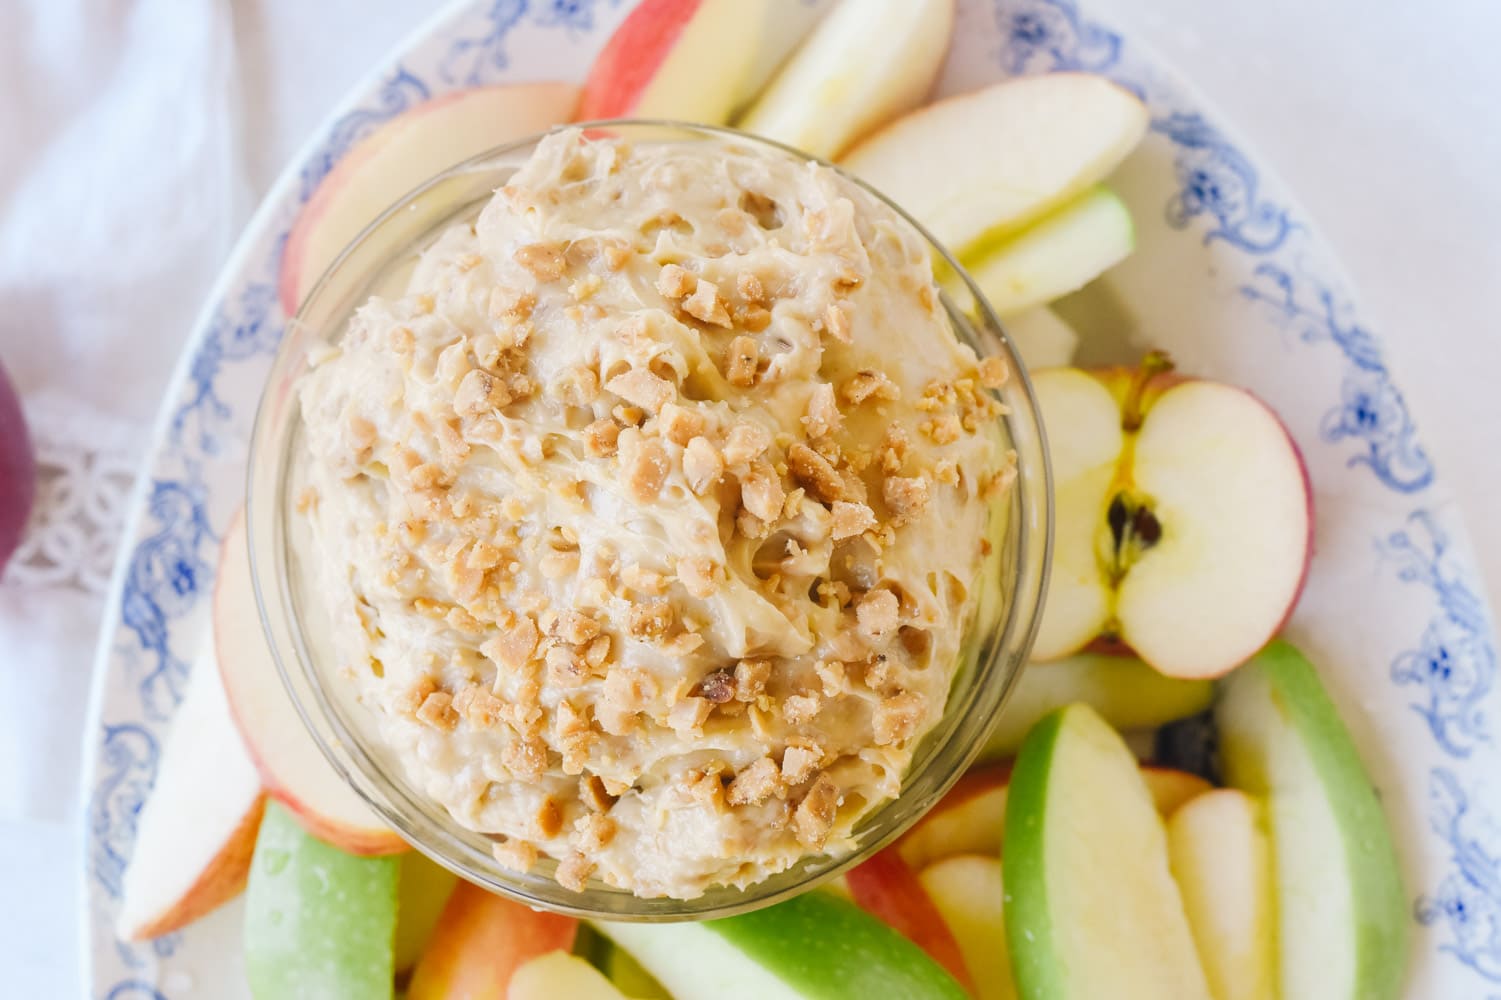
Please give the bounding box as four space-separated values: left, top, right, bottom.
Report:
294 128 1012 899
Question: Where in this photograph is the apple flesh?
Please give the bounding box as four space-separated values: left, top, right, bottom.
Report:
1029 357 1312 678
510 952 630 1000
739 0 955 160
393 853 459 975
603 942 672 999
593 891 967 999
959 186 1133 317
1004 704 1213 998
280 81 580 315
918 855 1017 1000
845 849 974 989
578 0 763 125
1166 789 1277 1000
981 653 1214 759
408 880 578 1000
999 306 1079 370
215 509 407 855
244 800 400 999
735 0 835 115
115 640 265 940
841 73 1147 256
1217 639 1407 1000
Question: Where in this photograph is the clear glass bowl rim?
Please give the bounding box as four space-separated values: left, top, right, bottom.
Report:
245 119 1053 921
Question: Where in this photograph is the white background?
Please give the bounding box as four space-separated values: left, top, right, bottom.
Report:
1 0 1496 993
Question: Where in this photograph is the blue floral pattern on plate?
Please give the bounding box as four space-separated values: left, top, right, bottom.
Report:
85 0 1501 996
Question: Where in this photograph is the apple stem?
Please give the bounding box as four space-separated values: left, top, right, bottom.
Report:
1121 351 1175 432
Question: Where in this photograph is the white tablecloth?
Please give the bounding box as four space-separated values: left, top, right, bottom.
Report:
1 0 1497 991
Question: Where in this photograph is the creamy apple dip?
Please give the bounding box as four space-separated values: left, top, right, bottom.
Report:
293 128 1012 899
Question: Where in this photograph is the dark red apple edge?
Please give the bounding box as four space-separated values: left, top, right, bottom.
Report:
0 357 36 575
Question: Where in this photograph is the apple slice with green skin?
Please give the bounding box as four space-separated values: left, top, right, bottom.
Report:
603 943 672 999
981 653 1214 759
1029 356 1312 677
592 890 967 1000
578 0 764 125
841 74 1147 256
510 952 630 1000
845 849 974 989
244 801 400 999
919 855 1017 1000
1004 704 1213 999
1166 789 1277 1000
216 510 409 855
408 879 578 999
896 760 1209 869
279 81 580 315
739 0 955 160
1217 639 1407 1000
958 187 1133 318
393 853 458 976
116 640 265 941
999 307 1079 370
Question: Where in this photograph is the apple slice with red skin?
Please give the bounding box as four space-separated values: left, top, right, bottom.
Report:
896 760 1209 870
407 880 579 1000
279 81 580 316
919 855 1017 1000
738 0 955 160
115 640 265 940
845 848 975 991
215 508 408 855
578 0 764 125
1030 354 1312 678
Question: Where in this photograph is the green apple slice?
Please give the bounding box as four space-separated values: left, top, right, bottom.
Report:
982 652 1214 759
1217 639 1407 999
1004 704 1213 999
592 890 966 1000
958 187 1134 318
244 801 399 999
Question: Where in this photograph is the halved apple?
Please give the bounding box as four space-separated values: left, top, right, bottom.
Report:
1166 789 1277 1000
841 74 1147 255
1004 704 1213 998
280 81 580 315
981 652 1214 759
846 849 974 989
739 0 955 160
408 880 578 999
1217 640 1407 1000
115 640 265 941
918 855 1016 1000
593 891 966 999
999 306 1079 370
578 0 764 125
244 801 400 999
215 509 407 855
1029 357 1312 678
959 187 1133 317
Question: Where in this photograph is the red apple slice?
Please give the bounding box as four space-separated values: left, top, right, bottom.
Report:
841 73 1148 256
215 509 407 855
577 0 764 125
115 641 265 940
407 880 579 999
845 848 975 991
918 855 1017 1000
739 0 955 160
279 81 580 316
1166 789 1277 1000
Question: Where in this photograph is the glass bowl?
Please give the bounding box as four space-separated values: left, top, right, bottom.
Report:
245 121 1052 921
